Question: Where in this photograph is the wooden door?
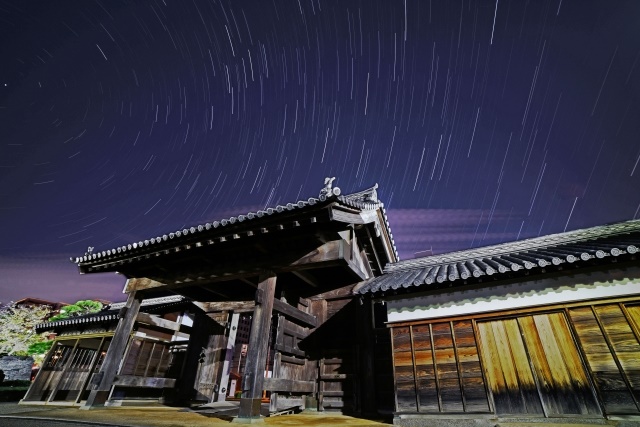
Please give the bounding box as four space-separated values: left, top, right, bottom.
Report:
50 339 101 402
23 341 75 401
477 313 600 417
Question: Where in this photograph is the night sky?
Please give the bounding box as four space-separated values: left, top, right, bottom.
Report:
1 0 639 305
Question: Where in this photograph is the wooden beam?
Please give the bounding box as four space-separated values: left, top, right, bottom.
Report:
364 225 384 273
263 378 315 393
124 277 165 293
291 270 319 287
274 343 305 357
308 284 357 301
238 272 277 421
289 240 345 269
113 375 176 388
204 301 256 313
280 355 306 366
272 298 317 328
136 312 186 332
239 278 257 288
114 239 358 294
81 291 142 409
330 207 378 225
345 256 370 281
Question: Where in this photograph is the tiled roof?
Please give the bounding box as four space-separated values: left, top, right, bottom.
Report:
35 311 119 332
355 218 640 295
34 295 190 332
108 295 185 310
72 181 399 266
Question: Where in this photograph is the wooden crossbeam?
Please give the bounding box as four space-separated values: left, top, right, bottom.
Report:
204 300 255 313
136 312 186 332
124 277 165 293
263 378 315 393
113 375 176 388
292 270 319 287
272 298 317 328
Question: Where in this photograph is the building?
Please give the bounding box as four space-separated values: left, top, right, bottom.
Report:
356 219 640 426
58 181 397 421
22 296 197 406
20 179 640 425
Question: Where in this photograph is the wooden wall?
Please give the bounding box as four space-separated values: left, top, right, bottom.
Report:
389 297 640 418
391 320 491 413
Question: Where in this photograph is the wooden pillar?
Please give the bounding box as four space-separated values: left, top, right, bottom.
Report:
81 291 142 409
217 311 240 402
235 272 276 422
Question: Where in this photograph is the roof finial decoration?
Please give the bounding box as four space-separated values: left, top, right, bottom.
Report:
320 177 341 198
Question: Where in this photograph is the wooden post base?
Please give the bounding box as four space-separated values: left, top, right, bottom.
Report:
233 397 264 423
79 390 110 410
303 395 319 412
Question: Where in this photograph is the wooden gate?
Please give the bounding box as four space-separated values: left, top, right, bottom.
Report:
477 312 601 417
49 337 107 402
24 337 110 403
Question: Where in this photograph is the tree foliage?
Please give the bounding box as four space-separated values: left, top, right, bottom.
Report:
48 300 103 322
27 340 54 356
0 303 51 356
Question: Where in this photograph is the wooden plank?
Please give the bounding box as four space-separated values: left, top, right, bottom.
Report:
205 301 255 313
269 352 281 413
450 322 467 412
320 373 352 380
502 318 544 415
289 240 345 269
545 313 601 415
124 277 165 292
429 323 443 412
592 305 640 413
477 319 542 415
308 284 357 301
281 355 306 365
272 298 317 328
275 343 305 357
263 378 315 393
113 375 176 388
136 312 184 332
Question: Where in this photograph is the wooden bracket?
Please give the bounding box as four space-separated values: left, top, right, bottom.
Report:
255 288 264 304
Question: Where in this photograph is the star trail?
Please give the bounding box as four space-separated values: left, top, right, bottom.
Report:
1 0 639 303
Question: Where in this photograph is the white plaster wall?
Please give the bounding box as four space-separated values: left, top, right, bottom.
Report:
386 266 640 323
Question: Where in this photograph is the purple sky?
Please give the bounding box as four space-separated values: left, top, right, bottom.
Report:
1 1 639 304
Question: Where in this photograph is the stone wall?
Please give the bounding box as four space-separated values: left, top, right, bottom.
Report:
0 356 34 381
